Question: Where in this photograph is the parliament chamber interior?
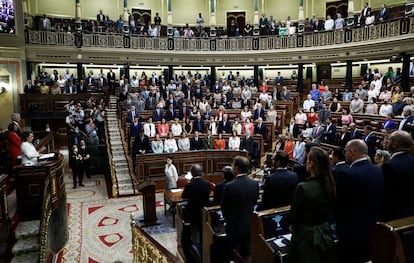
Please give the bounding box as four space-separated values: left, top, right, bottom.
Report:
1 0 414 262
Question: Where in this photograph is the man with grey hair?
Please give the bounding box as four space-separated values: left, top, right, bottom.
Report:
336 139 384 263
181 164 210 247
382 131 414 221
350 93 364 114
398 106 414 138
10 113 22 137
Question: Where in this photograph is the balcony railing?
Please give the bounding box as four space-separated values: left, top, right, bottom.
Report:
26 17 413 52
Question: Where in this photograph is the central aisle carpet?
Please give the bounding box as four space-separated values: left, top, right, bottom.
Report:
56 173 177 263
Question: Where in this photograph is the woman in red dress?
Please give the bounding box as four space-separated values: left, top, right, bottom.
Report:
308 107 318 125
8 123 22 169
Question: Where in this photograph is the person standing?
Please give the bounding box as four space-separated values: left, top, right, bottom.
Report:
8 123 21 169
21 132 45 166
154 12 161 37
70 144 84 188
337 139 384 263
212 166 234 206
288 147 337 263
382 131 414 221
196 13 204 35
78 139 91 179
261 151 298 210
221 155 259 261
164 157 178 190
182 164 210 247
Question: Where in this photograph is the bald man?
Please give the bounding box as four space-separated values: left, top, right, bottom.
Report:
382 130 414 221
337 139 384 263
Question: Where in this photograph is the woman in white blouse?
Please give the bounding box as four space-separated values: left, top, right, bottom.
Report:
164 157 178 189
240 106 252 122
178 132 191 151
266 105 277 126
228 131 240 150
164 132 178 153
151 134 164 153
21 132 45 165
171 118 183 137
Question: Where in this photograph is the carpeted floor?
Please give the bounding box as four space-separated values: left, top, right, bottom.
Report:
56 172 177 263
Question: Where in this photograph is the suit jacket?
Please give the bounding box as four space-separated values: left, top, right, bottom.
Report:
218 120 232 134
253 108 265 120
399 116 414 138
323 123 337 144
254 123 267 137
190 137 204 150
312 126 325 143
382 152 414 221
221 175 259 236
130 122 142 138
166 108 177 121
24 84 36 94
275 76 284 85
212 179 233 206
182 177 211 227
77 84 87 93
364 132 377 161
336 159 383 262
338 132 351 148
378 8 389 20
152 108 164 122
280 90 291 101
331 162 349 181
203 135 215 149
179 106 191 120
127 110 140 123
133 135 150 154
349 129 363 140
193 119 205 133
262 168 298 210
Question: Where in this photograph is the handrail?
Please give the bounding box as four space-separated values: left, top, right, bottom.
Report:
130 213 183 263
25 17 413 51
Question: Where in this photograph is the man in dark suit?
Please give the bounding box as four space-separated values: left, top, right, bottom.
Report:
363 125 377 162
77 79 87 93
254 117 267 138
179 102 191 120
127 105 140 124
280 86 291 101
212 80 222 93
182 164 211 246
398 106 414 139
152 104 164 122
349 122 363 140
129 116 141 151
382 131 414 221
311 120 325 144
107 69 116 95
275 72 284 85
193 114 205 133
212 166 234 206
378 3 389 21
331 147 349 181
166 104 177 121
222 155 259 261
133 130 150 155
24 79 36 94
253 104 265 121
261 151 298 210
337 139 384 263
323 117 337 144
190 131 204 150
361 2 372 25
240 132 255 154
218 114 232 134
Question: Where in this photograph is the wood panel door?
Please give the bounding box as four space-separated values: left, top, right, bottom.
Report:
326 0 348 18
317 64 332 82
226 11 245 35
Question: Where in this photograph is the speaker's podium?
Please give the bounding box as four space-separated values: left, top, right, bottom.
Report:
137 180 158 227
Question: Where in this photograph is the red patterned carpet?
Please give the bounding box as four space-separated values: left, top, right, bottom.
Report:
56 174 176 263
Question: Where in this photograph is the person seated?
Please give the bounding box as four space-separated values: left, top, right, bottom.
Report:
151 134 164 153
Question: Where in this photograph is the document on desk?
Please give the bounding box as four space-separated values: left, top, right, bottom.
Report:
39 153 55 160
170 189 183 193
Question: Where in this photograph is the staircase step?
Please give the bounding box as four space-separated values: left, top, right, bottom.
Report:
10 252 40 263
118 188 135 196
15 220 40 240
12 236 40 255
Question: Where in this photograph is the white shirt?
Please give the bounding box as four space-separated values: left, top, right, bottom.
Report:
164 164 178 189
228 136 240 150
379 104 393 117
21 142 39 165
164 139 178 153
171 123 183 137
303 99 315 111
144 123 156 137
324 19 334 31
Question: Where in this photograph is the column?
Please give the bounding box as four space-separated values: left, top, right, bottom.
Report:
401 53 410 92
347 0 355 27
168 65 173 81
75 0 81 31
167 0 173 36
345 60 353 89
298 63 304 94
298 0 305 33
77 63 83 81
253 0 259 36
122 0 129 34
210 66 216 90
254 65 259 88
210 0 216 37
